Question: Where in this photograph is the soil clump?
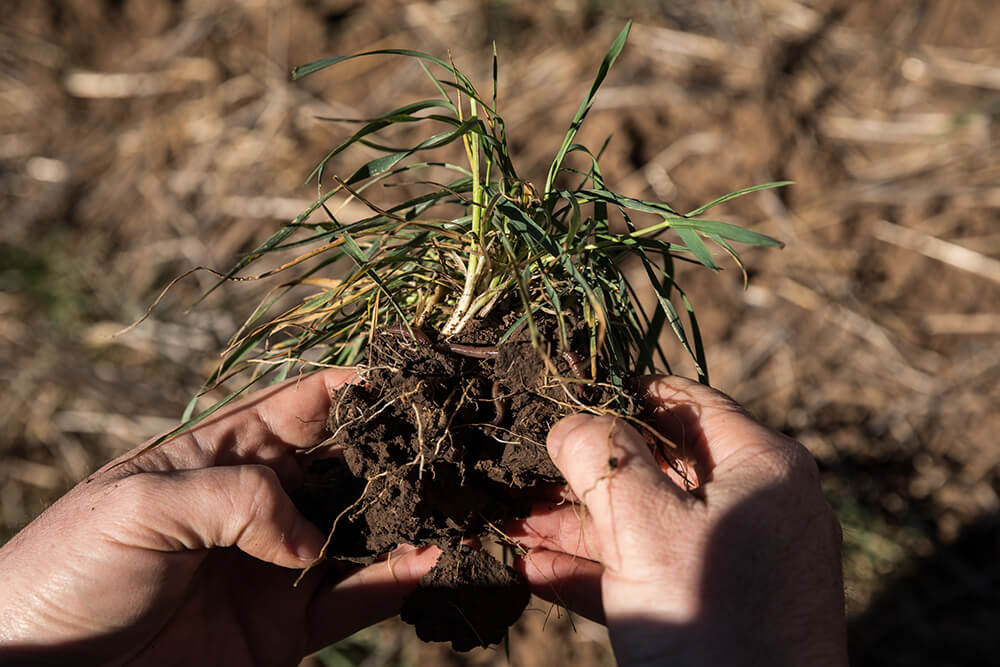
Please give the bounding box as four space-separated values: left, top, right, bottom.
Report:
293 319 623 649
401 544 531 651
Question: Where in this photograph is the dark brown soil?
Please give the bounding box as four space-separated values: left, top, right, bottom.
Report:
293 319 623 649
400 544 531 652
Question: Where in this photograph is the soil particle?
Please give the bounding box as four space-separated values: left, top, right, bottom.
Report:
400 545 530 652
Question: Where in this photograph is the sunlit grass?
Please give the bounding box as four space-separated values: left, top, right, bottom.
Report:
155 21 785 445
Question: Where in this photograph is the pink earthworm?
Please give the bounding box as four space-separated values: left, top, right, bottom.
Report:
385 324 499 359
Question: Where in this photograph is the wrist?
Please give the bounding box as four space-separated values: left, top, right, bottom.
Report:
609 623 847 667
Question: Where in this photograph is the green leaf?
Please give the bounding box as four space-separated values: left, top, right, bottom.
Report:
672 219 783 247
676 228 720 271
293 49 474 91
632 250 706 379
681 291 709 384
684 180 793 217
544 21 632 197
305 100 457 184
567 188 680 216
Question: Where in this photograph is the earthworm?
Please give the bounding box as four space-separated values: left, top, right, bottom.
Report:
490 380 507 430
385 324 433 346
443 342 499 359
384 324 499 359
560 350 590 380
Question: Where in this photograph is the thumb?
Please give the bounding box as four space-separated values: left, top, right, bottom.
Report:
547 415 687 571
117 464 324 569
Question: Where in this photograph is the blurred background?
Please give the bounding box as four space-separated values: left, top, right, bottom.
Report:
2 0 999 664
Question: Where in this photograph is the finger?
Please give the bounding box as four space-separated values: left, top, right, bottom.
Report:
192 367 358 449
505 502 602 562
547 414 687 571
518 548 605 625
528 481 580 504
112 368 358 477
306 544 441 650
114 465 325 569
640 375 788 473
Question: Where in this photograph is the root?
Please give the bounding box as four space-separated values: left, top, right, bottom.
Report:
412 404 427 479
449 601 487 649
480 517 529 557
301 368 420 456
432 378 476 458
473 423 544 448
534 382 682 459
386 548 399 584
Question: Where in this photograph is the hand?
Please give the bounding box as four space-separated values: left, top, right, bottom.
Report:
510 375 847 667
0 368 439 666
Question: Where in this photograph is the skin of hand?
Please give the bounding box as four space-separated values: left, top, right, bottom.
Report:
509 375 848 667
0 368 440 666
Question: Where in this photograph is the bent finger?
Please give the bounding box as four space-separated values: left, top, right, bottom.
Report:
192 367 358 449
505 502 602 562
114 464 325 569
640 375 791 475
518 548 605 625
547 414 687 570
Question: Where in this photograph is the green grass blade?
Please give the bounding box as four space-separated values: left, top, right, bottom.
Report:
567 188 679 216
631 248 705 378
681 291 708 384
292 49 474 91
672 219 783 247
543 21 631 198
675 228 720 271
491 42 499 114
685 181 794 217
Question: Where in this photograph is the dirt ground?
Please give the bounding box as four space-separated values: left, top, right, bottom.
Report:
2 1 999 664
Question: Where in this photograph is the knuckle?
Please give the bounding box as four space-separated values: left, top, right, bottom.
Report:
744 439 828 512
558 415 615 458
110 473 160 516
783 440 820 479
236 465 283 520
760 438 819 483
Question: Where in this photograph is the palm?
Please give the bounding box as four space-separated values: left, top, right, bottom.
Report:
127 551 320 666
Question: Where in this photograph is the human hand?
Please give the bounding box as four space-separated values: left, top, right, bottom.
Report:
0 368 439 666
509 375 847 667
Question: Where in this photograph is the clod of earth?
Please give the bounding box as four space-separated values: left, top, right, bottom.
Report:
400 544 530 652
293 320 626 649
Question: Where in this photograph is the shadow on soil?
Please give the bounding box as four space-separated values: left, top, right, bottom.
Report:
849 513 1000 667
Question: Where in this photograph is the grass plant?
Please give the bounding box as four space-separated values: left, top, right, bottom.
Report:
158 21 785 445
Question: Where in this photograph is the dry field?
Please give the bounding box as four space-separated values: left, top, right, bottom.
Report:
2 1 999 664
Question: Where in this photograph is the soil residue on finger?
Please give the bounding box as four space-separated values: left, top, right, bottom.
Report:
400 544 531 652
